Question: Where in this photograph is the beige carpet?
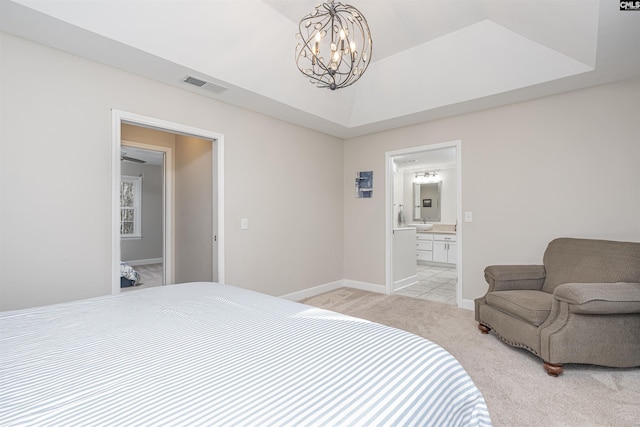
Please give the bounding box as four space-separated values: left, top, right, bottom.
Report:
300 288 640 427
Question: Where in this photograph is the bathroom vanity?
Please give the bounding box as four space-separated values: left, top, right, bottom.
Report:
416 231 457 265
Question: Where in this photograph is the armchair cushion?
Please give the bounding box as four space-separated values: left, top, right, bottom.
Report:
542 238 640 293
484 265 546 292
485 290 554 326
554 282 640 314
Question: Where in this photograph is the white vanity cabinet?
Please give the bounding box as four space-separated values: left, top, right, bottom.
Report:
393 228 418 290
432 234 457 264
416 233 433 261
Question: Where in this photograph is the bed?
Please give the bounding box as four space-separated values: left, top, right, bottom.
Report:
0 282 491 426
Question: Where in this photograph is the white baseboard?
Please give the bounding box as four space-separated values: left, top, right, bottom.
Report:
342 279 387 295
124 258 163 266
279 280 345 302
393 275 418 291
461 299 474 311
280 279 387 302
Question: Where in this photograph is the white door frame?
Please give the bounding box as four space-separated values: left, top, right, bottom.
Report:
385 140 462 307
111 110 225 294
121 140 173 285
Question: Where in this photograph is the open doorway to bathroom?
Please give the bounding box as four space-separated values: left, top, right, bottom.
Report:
386 141 461 306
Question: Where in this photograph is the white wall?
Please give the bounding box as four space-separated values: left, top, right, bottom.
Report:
2 30 638 310
0 32 344 310
403 173 416 223
344 77 640 301
439 168 457 224
174 134 213 283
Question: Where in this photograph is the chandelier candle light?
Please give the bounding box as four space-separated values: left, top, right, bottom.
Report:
295 1 372 90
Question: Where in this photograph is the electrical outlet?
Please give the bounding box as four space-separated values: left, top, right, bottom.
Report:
241 218 249 230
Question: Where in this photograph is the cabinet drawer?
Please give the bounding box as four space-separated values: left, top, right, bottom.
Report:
416 233 433 241
416 241 433 251
433 234 456 242
417 251 432 261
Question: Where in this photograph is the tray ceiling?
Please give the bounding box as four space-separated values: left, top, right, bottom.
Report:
1 0 639 138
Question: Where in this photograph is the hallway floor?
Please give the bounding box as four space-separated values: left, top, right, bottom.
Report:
395 264 457 305
121 263 163 292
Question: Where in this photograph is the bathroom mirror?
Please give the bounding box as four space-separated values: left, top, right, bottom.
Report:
413 182 441 222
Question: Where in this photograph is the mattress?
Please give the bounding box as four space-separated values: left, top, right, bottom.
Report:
0 282 491 426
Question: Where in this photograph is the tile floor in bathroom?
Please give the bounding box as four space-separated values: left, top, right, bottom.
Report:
395 264 457 305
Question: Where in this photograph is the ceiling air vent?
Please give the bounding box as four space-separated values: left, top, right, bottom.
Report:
183 76 228 94
184 76 207 87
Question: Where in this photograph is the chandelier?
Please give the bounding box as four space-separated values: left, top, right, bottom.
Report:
295 1 372 90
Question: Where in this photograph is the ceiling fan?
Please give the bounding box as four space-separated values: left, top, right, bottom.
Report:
120 151 146 164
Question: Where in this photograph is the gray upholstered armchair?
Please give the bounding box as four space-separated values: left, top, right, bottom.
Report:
475 238 640 376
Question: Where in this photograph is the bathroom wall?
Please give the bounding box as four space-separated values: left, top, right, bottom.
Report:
402 167 457 225
393 171 406 227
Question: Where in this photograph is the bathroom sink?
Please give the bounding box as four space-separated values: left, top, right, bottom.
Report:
410 223 433 231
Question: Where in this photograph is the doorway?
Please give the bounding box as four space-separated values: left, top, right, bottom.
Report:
111 110 225 294
385 140 462 307
120 142 170 290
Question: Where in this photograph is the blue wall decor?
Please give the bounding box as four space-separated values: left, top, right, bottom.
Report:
355 171 373 198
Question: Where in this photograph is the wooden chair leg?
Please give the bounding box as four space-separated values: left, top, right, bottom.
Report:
477 323 490 334
543 362 563 377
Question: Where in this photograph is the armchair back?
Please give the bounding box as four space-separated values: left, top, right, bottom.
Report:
542 238 640 294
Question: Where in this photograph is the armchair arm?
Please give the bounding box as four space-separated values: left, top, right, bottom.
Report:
484 265 546 292
553 282 640 314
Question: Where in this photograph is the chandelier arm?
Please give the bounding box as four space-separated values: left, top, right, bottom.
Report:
314 20 334 75
296 17 332 84
333 13 359 86
342 5 371 87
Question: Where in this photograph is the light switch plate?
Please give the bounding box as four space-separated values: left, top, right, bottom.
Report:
464 212 473 222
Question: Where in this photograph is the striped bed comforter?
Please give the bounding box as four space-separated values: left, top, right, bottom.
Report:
0 282 491 426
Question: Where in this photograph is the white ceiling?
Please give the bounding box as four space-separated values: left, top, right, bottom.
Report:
121 147 164 166
394 147 457 173
1 0 639 138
